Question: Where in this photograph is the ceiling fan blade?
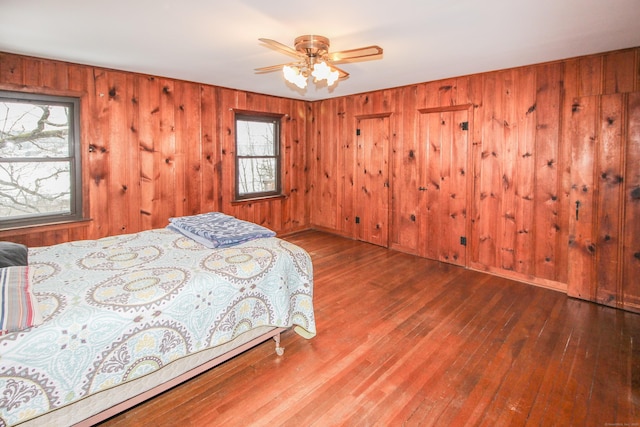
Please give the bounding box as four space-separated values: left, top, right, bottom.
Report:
328 45 383 63
329 64 350 79
254 62 298 73
258 38 303 59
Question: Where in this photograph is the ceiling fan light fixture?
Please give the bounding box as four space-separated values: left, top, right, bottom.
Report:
312 61 340 86
257 35 382 92
283 65 307 89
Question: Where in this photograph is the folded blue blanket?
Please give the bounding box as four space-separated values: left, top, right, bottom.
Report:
168 212 276 248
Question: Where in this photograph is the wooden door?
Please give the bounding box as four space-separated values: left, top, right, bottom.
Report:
567 92 640 312
355 116 390 247
417 108 469 266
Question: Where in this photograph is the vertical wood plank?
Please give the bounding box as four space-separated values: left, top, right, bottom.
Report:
338 98 354 236
89 69 111 238
175 80 202 217
198 85 214 214
595 94 625 306
498 70 517 272
21 57 42 87
126 73 142 233
0 52 23 85
157 78 176 227
103 70 130 236
513 67 536 276
578 55 603 97
475 72 504 269
468 75 485 271
622 92 640 311
603 50 637 95
558 61 581 287
438 79 457 106
41 60 69 90
313 99 339 231
137 76 160 231
394 86 420 253
533 63 563 281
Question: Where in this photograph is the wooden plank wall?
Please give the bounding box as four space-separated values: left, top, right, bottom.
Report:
0 52 310 247
308 47 640 294
1 47 638 303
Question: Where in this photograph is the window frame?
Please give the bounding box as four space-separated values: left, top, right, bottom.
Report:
234 112 283 201
0 90 83 229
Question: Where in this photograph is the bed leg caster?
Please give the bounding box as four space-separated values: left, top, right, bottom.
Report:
273 334 285 356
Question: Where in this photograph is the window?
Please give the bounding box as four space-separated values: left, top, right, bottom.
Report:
0 91 82 229
235 113 281 200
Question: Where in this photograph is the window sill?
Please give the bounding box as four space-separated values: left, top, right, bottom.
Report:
231 194 286 205
0 218 92 237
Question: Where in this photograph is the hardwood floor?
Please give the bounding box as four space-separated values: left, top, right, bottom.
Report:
99 230 640 426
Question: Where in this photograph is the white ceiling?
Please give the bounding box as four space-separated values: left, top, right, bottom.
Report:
1 0 640 101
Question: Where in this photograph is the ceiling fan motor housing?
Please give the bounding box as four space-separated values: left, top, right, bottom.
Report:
294 35 330 58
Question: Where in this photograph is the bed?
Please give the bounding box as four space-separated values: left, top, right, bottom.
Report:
0 213 316 426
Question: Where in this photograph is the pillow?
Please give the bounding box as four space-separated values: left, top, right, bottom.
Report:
0 241 28 268
0 266 42 335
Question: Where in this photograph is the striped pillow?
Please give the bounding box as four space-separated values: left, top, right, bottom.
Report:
0 266 42 335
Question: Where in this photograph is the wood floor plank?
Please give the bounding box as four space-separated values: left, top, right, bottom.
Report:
98 230 640 427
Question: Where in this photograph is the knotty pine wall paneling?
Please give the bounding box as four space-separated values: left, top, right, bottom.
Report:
0 52 309 246
2 47 639 310
471 67 544 280
308 47 639 306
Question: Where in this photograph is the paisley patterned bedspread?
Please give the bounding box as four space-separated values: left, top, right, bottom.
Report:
0 229 315 426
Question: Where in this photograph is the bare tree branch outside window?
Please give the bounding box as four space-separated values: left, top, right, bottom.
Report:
235 115 280 200
0 91 81 228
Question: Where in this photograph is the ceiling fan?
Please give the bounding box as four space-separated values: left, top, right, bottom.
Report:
255 35 383 89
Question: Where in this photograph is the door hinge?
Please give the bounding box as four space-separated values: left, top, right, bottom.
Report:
356 128 361 136
460 236 467 246
460 121 469 131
